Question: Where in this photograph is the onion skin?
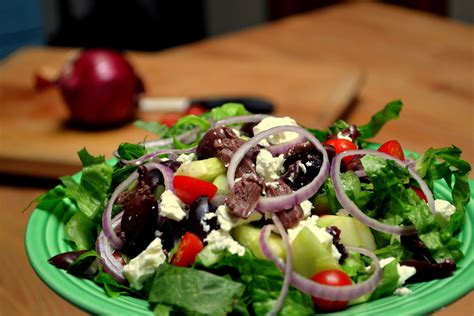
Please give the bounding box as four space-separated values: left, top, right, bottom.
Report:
57 49 144 128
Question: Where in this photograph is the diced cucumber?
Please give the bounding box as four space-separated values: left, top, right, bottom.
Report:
292 227 340 278
212 174 229 194
231 224 285 259
175 158 225 182
317 215 377 251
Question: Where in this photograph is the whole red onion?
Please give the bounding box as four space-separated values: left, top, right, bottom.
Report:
57 49 145 128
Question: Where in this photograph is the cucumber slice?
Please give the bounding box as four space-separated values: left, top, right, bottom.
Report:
292 227 340 278
232 224 285 259
175 158 225 182
317 215 377 251
212 174 229 194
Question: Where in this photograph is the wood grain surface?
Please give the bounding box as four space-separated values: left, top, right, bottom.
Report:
0 2 473 315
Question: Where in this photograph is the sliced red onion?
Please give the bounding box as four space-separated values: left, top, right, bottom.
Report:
96 211 126 283
102 171 139 249
214 114 270 127
267 215 293 316
210 194 227 208
227 125 329 212
143 162 175 192
266 134 306 156
121 147 195 166
141 127 200 149
331 149 434 235
259 225 382 301
101 162 175 249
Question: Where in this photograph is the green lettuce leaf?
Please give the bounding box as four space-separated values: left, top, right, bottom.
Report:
415 145 471 233
210 103 250 121
148 263 244 315
358 100 403 140
206 251 315 315
361 154 463 262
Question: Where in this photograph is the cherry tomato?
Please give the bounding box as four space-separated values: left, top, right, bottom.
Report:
377 140 405 161
173 175 218 205
170 232 204 267
311 269 352 312
160 113 181 127
411 186 427 202
184 104 208 116
325 139 358 164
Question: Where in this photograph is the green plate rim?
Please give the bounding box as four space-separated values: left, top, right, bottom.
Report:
25 146 474 315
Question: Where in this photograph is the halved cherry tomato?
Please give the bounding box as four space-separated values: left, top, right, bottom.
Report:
184 104 208 116
173 175 218 205
325 139 358 164
377 140 405 161
170 232 204 267
311 269 352 312
411 186 427 202
160 113 181 127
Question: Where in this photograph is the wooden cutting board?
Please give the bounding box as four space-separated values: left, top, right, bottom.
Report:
0 47 358 178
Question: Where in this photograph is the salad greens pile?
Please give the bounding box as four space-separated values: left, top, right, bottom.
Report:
35 101 471 315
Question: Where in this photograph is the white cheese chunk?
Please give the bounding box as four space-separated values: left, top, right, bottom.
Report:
434 199 456 220
256 149 285 182
397 264 416 286
288 215 341 260
394 287 412 296
159 190 186 221
216 204 262 232
176 153 196 165
252 116 299 146
299 200 313 219
204 229 245 256
122 237 166 290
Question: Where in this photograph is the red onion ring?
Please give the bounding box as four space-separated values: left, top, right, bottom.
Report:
96 211 126 283
259 225 382 301
141 127 200 149
266 134 306 156
267 215 293 316
214 114 270 127
120 147 195 166
101 162 175 249
330 149 434 235
227 125 329 212
102 171 139 249
143 162 175 192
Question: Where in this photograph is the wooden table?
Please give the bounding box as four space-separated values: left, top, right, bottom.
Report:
1 2 472 315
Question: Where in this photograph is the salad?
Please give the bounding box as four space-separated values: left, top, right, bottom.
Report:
37 100 471 315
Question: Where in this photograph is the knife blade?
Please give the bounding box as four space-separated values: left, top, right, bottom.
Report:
139 96 274 114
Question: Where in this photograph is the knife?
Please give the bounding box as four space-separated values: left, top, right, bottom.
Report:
139 96 274 114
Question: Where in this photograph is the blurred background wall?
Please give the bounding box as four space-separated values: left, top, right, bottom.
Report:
1 0 473 60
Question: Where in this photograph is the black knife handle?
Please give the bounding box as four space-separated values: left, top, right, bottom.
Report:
192 97 274 114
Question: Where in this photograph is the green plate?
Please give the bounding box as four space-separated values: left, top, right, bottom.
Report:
25 151 474 315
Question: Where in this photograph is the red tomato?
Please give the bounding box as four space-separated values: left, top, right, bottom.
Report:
173 175 218 205
325 139 358 164
170 232 204 267
311 270 352 312
411 186 427 202
160 113 181 127
377 140 405 161
184 104 208 116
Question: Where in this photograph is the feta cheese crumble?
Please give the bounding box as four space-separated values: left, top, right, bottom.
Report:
374 256 416 294
288 215 341 260
434 199 456 221
253 116 299 146
122 237 166 290
255 149 285 182
159 190 186 221
205 229 245 256
176 153 196 165
299 200 313 219
216 204 262 232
